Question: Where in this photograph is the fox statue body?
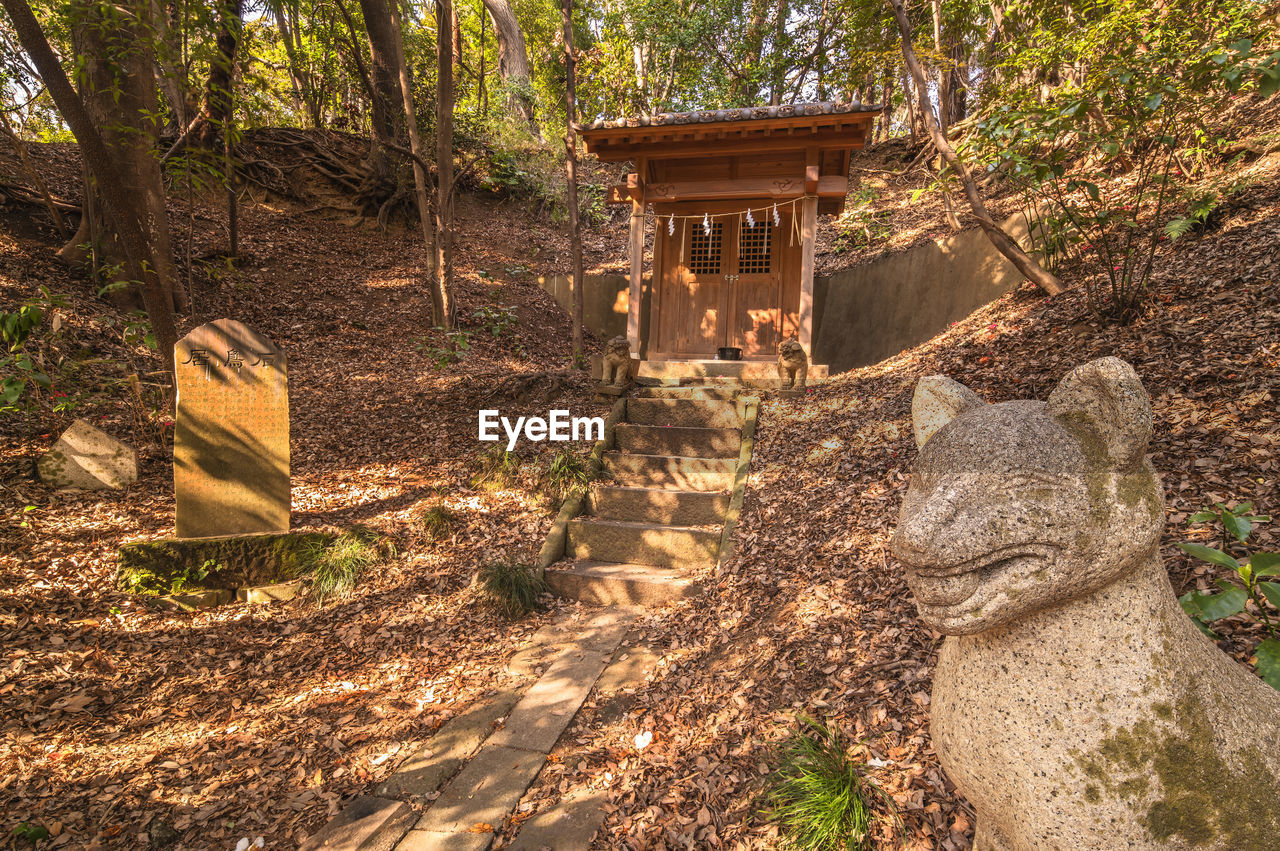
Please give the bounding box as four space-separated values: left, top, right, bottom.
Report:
891 358 1280 850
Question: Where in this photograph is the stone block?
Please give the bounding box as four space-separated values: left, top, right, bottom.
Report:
412 745 546 835
236 580 302 604
376 690 523 800
507 787 610 851
300 796 414 851
487 649 609 754
174 319 289 538
154 588 233 611
38 419 136 490
395 829 491 851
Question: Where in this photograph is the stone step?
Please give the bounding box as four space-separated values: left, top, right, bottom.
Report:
602 452 735 491
637 386 743 401
589 486 729 526
626 397 742 429
636 359 829 387
545 560 696 606
567 517 720 568
614 423 740 458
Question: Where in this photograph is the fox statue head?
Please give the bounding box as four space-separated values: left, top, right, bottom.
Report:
891 357 1165 635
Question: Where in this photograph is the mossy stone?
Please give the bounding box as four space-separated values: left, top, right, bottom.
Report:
117 532 333 595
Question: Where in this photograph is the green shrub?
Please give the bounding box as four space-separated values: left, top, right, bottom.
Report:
301 531 390 604
763 716 897 851
832 187 891 254
1177 501 1280 689
478 556 547 619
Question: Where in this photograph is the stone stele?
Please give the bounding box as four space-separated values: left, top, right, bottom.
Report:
174 319 289 538
891 357 1280 850
38 418 137 489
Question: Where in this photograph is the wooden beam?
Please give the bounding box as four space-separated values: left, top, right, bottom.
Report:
805 146 820 194
798 195 818 352
627 156 647 351
621 175 847 204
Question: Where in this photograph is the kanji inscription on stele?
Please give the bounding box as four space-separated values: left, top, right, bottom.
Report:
174 319 289 538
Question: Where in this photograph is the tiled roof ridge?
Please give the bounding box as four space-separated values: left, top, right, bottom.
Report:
580 101 880 131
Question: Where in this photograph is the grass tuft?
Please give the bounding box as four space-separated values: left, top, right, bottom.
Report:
303 531 388 604
471 445 522 491
543 446 594 505
477 556 547 619
763 716 897 851
411 501 458 541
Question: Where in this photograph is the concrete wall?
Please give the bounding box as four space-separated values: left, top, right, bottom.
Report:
538 273 650 347
812 212 1034 373
543 210 1033 372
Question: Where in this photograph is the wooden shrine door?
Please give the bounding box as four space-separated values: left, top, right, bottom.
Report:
653 206 788 360
673 219 727 357
728 215 782 358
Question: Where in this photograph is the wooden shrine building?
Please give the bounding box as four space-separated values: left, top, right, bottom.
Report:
579 102 880 374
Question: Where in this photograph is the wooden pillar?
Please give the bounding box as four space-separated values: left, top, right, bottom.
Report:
626 156 646 352
798 194 818 351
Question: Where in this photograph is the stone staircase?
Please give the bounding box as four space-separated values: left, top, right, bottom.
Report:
546 385 755 606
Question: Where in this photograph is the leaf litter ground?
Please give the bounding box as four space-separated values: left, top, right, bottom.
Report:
1 135 1278 849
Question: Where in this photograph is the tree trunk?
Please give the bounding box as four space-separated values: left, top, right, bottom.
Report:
434 0 456 329
271 0 322 126
902 69 917 145
880 69 893 141
3 0 180 378
151 0 192 130
480 0 538 132
387 0 437 315
356 0 404 145
195 0 244 148
886 0 1065 296
562 0 583 365
56 0 187 315
931 0 950 129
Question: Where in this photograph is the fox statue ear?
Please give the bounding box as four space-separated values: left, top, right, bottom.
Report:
912 376 986 448
1047 357 1152 469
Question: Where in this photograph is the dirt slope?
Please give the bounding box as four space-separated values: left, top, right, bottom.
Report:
0 145 609 848
510 162 1280 849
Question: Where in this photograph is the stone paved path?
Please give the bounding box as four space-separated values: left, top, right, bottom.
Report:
304 386 760 849
301 608 646 850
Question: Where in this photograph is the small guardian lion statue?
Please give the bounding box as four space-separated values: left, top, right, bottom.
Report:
777 338 808 389
600 336 632 388
891 357 1280 849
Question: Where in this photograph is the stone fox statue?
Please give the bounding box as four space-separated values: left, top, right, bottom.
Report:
891 357 1280 850
777 338 808 388
601 336 632 388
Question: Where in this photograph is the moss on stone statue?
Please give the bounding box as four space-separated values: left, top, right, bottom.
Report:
1073 690 1280 848
117 532 335 595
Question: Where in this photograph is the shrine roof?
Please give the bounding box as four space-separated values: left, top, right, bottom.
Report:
577 102 881 162
580 101 879 131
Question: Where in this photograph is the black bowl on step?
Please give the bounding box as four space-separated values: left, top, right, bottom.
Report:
716 346 742 361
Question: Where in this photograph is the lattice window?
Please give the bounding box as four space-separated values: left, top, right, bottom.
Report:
738 220 772 274
688 223 723 274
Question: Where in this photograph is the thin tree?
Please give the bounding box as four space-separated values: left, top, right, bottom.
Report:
2 0 180 374
434 0 456 329
561 0 584 366
479 0 537 132
386 0 436 294
885 0 1065 296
